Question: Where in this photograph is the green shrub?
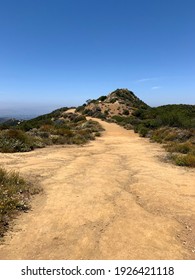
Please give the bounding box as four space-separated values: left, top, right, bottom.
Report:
98 96 107 102
110 98 118 103
165 142 193 154
111 115 126 123
83 109 94 116
0 129 35 153
171 154 195 167
123 109 129 115
138 126 149 137
95 132 101 137
104 109 109 115
76 105 86 112
57 128 74 137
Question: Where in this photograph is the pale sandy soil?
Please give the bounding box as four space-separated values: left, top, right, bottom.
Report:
0 118 194 260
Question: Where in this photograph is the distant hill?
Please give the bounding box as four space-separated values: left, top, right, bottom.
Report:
76 88 149 119
0 118 21 126
0 118 9 124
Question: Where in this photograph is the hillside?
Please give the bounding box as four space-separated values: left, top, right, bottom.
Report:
0 108 104 153
0 118 9 124
76 88 148 119
0 118 20 126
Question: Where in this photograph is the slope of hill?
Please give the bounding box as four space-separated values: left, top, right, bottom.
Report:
0 118 20 126
76 88 149 119
0 118 9 124
0 108 104 153
134 105 195 167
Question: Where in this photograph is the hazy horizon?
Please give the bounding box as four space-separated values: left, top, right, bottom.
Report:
1 85 195 118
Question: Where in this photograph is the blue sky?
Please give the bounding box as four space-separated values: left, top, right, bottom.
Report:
0 0 195 116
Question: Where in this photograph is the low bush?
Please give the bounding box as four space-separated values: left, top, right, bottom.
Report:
138 126 150 137
0 129 35 153
170 154 195 167
98 96 107 102
122 109 130 115
112 115 139 127
165 142 193 154
94 132 101 137
76 105 86 113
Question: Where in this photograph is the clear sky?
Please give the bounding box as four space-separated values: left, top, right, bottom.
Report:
0 0 195 116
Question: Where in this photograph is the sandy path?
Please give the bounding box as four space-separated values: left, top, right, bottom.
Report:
0 118 195 260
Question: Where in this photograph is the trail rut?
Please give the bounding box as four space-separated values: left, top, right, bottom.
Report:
0 119 194 259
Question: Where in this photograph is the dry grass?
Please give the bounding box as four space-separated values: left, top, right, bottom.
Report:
0 168 40 237
165 142 194 154
170 154 195 167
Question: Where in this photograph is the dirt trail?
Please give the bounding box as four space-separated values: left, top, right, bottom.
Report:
0 118 195 260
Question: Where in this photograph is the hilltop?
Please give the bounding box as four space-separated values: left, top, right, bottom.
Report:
76 88 148 120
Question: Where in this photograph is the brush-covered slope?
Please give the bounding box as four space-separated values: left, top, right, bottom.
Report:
76 88 149 119
0 108 104 153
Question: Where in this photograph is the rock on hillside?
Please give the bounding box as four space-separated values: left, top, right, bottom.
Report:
76 88 149 119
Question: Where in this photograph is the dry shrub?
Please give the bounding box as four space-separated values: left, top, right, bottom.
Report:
0 168 40 237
